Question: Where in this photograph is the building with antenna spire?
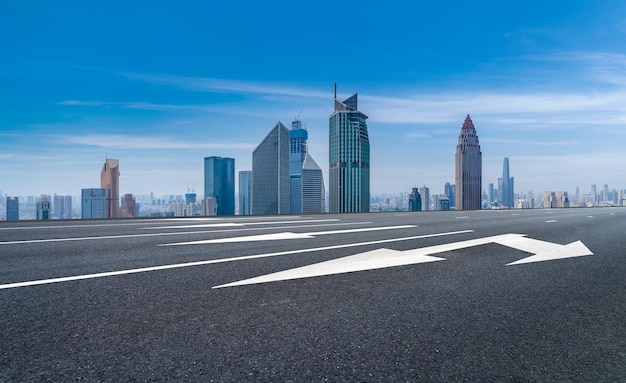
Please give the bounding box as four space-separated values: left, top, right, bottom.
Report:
329 87 370 213
101 158 120 218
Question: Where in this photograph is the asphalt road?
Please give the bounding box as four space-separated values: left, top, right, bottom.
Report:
1 208 625 382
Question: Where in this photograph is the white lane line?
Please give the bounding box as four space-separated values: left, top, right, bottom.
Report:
587 216 594 218
141 219 339 230
160 225 416 246
0 230 474 290
545 220 557 223
455 216 469 219
0 222 369 245
511 214 520 216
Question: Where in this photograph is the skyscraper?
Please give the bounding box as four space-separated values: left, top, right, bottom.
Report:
444 182 455 209
204 156 235 215
53 194 72 219
419 185 430 211
329 91 370 213
36 195 50 220
301 153 325 214
408 188 421 211
455 115 482 210
290 118 308 214
101 158 120 218
6 197 19 220
82 188 106 219
238 170 252 215
498 157 514 208
121 193 136 217
252 122 290 215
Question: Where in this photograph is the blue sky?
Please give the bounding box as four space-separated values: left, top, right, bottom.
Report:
2 1 626 198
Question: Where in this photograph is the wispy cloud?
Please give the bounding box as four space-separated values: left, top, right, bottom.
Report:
59 134 256 150
119 72 331 99
481 138 581 146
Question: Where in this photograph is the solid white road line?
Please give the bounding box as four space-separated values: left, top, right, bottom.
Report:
160 225 416 246
0 230 473 289
0 222 369 245
141 219 339 230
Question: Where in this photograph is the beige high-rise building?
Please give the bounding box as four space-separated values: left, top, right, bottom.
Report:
101 158 120 218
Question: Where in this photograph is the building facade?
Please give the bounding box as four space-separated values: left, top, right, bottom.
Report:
455 115 482 210
204 156 235 215
121 193 136 217
408 188 422 212
498 157 515 208
419 185 430 211
329 92 370 213
238 170 252 215
53 194 72 219
82 188 106 219
301 153 325 214
36 195 50 220
101 158 120 218
6 197 19 220
252 122 290 215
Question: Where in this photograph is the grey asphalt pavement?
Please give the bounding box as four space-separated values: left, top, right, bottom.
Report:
1 208 625 382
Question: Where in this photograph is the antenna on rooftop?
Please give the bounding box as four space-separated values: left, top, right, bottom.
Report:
295 106 303 121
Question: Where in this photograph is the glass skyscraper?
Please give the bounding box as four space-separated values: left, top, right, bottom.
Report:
6 197 19 220
238 170 252 215
498 157 515 208
329 92 370 213
290 119 308 214
301 153 325 214
204 156 235 216
82 188 106 219
252 122 290 215
455 115 482 210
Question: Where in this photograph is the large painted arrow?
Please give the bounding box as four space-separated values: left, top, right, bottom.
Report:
213 233 593 288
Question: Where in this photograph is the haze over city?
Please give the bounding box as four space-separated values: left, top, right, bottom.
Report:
2 1 626 198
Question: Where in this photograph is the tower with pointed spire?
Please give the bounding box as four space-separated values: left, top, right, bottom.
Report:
329 89 370 213
455 115 482 210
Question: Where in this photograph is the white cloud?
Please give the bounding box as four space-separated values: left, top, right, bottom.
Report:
59 134 256 150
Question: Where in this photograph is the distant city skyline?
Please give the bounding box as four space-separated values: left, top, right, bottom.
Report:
2 2 626 197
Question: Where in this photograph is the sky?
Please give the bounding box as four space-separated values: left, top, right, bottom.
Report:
1 1 626 199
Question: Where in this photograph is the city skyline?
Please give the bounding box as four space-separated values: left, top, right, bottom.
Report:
2 2 626 197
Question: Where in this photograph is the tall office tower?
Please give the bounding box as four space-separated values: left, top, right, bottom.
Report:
101 158 120 218
556 191 570 208
408 188 421 211
329 91 370 213
488 183 495 204
238 170 252 215
201 197 218 216
204 156 235 215
444 182 455 208
121 193 136 217
455 115 482 210
498 157 514 208
81 188 107 219
36 195 50 220
419 185 430 211
301 153 325 214
290 118 308 214
53 194 72 219
6 197 19 220
252 122 290 215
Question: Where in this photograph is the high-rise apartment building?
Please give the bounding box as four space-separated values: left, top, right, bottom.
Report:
329 91 370 213
101 158 120 218
252 122 290 215
301 153 325 214
82 188 106 219
238 170 252 215
498 157 514 208
36 195 50 220
6 197 19 220
204 156 235 215
455 115 482 210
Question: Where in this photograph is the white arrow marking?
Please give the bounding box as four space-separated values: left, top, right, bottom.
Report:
161 225 416 246
141 219 340 230
506 240 593 265
213 234 594 288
